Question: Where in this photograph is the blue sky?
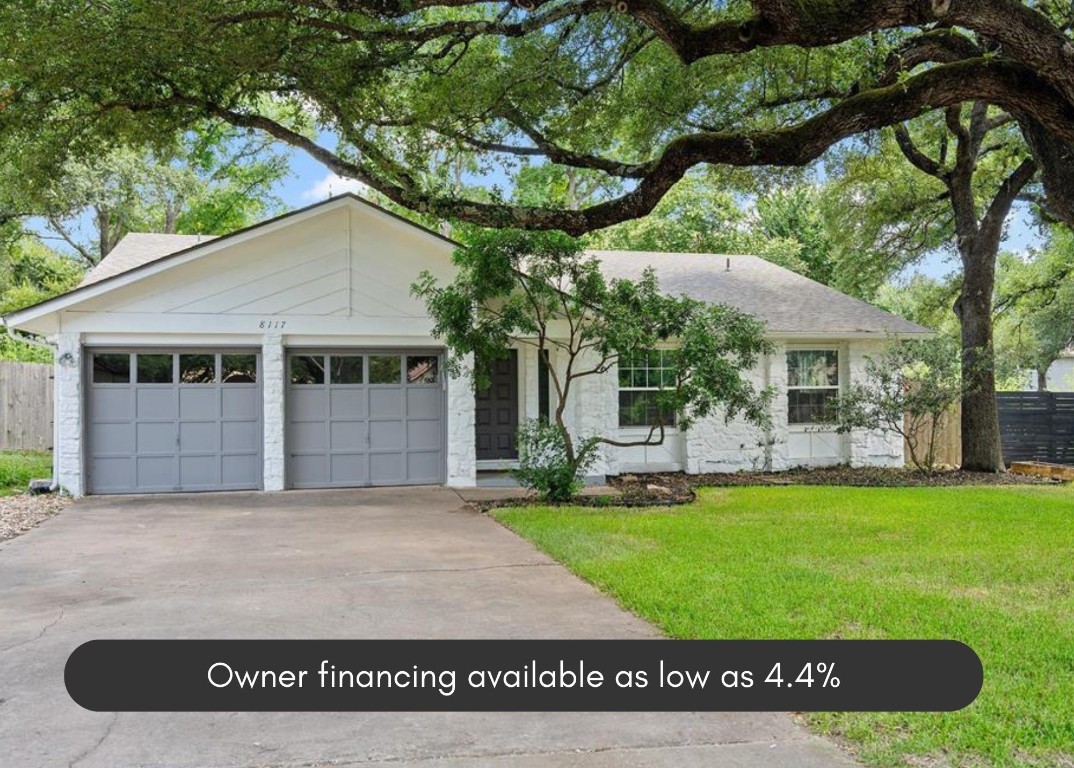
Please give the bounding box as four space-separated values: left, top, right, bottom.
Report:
36 136 1047 285
276 144 1047 283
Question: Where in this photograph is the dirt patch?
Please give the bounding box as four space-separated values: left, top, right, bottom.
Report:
0 493 71 543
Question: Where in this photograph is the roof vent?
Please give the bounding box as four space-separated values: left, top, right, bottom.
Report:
725 257 731 271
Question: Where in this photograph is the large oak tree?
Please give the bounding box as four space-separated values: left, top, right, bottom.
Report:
2 0 1073 469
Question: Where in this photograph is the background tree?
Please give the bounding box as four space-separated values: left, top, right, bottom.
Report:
0 236 83 361
994 229 1074 389
32 124 290 265
412 229 772 497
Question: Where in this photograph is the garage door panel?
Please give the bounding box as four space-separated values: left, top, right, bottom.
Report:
179 388 218 420
407 452 441 483
92 388 134 421
91 423 134 455
222 454 260 487
330 421 366 451
290 389 327 422
179 421 219 453
330 453 368 485
222 421 259 452
330 389 366 418
136 422 176 453
135 388 176 420
369 452 404 484
368 388 403 417
179 455 220 488
289 454 328 488
136 455 176 489
287 350 443 488
369 421 403 450
90 457 134 492
406 388 441 418
87 350 261 494
222 388 258 420
407 420 440 451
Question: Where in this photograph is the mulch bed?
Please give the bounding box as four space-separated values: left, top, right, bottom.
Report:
484 465 1065 511
0 493 71 543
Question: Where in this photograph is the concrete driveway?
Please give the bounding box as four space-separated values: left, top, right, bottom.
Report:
0 488 854 768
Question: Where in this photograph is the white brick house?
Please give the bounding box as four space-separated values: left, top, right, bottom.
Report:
3 195 928 496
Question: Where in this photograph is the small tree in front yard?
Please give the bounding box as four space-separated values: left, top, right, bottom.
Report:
412 229 773 499
831 338 971 474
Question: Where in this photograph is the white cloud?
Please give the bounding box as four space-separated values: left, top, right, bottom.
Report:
301 172 369 201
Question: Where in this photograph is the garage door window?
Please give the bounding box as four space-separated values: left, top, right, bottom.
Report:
331 355 363 384
93 353 131 383
222 354 257 383
369 355 401 384
407 356 438 384
180 354 216 384
290 355 325 385
137 354 173 384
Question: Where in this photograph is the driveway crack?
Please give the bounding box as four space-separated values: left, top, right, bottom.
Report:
68 712 118 768
0 606 64 654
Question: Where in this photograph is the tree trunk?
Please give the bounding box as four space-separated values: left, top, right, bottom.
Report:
956 242 1005 472
1036 366 1049 391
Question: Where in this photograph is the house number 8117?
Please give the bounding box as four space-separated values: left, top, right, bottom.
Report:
259 320 287 329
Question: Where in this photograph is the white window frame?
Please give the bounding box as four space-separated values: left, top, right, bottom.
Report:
786 347 842 427
617 348 679 431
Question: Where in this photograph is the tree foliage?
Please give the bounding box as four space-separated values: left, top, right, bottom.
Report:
1 2 1073 235
832 338 970 474
412 228 772 496
24 124 290 264
0 236 83 361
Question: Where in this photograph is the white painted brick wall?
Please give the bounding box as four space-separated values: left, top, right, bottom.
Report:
447 353 476 486
261 334 286 491
52 333 84 496
684 350 775 474
847 341 904 468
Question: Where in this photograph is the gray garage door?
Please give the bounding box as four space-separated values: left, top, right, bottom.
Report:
287 351 443 488
86 351 262 494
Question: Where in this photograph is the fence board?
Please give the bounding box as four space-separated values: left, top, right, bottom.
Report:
997 391 1074 466
0 361 54 452
904 403 962 469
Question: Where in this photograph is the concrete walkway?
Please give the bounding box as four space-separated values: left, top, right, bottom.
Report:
0 487 856 768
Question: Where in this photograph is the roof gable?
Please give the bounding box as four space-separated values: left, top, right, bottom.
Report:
4 195 457 334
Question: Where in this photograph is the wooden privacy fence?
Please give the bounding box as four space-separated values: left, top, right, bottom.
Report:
0 361 54 452
997 391 1074 466
904 404 962 469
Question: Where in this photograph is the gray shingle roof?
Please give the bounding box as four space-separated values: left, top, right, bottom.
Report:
590 250 930 336
80 233 217 287
78 234 927 336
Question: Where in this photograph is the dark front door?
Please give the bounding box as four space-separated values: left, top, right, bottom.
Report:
475 351 519 460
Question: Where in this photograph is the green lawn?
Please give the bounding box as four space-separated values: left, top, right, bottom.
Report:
0 450 52 495
493 486 1074 768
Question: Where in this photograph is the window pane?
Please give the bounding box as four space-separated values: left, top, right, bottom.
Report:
222 354 257 384
369 355 401 384
788 389 838 424
137 354 173 384
618 366 632 387
179 354 216 384
329 355 363 384
788 350 839 388
93 354 130 383
407 356 438 384
290 355 325 385
660 368 677 388
618 390 676 428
